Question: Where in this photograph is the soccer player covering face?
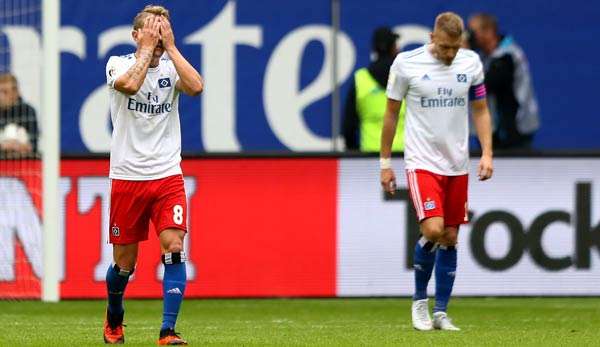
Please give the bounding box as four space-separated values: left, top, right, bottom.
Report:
103 5 203 345
380 12 493 331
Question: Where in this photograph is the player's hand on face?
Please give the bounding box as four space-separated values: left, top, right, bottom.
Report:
159 17 175 50
380 168 397 194
478 155 493 181
138 16 161 50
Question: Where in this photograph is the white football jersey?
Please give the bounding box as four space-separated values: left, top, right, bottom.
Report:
106 53 182 180
387 45 485 175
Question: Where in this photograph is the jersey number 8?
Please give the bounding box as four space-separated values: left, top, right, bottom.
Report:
173 204 184 225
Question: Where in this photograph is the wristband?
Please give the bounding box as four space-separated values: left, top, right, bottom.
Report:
380 157 392 170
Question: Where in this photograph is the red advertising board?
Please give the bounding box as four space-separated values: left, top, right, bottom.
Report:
0 160 42 298
0 158 338 298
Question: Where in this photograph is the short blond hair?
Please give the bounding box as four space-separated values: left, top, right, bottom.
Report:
434 12 464 39
133 5 170 30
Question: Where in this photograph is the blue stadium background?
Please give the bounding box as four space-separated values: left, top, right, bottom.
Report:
54 0 600 153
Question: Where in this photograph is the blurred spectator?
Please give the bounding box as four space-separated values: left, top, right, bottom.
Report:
343 27 406 152
468 13 540 150
0 73 38 157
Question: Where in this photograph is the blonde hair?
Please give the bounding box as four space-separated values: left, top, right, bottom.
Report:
434 12 464 39
133 5 170 30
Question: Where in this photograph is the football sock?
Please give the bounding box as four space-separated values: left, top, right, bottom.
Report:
161 252 187 331
413 236 437 301
106 264 132 315
434 245 457 313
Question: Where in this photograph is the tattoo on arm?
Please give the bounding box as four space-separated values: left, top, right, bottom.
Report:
124 49 153 85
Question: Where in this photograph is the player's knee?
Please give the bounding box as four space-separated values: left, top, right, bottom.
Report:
114 253 137 271
159 229 185 253
441 232 458 246
164 239 183 254
422 224 445 242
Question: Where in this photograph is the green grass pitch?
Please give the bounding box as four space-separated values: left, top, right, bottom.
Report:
3 298 600 346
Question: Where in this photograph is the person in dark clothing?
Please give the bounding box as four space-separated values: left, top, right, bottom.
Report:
0 73 39 157
343 27 405 152
468 14 539 150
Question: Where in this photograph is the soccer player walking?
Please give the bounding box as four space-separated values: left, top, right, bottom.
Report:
102 5 203 345
380 12 493 331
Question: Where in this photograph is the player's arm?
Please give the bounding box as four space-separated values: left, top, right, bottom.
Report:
471 97 494 181
114 17 161 95
160 18 203 96
380 98 402 194
380 56 406 194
